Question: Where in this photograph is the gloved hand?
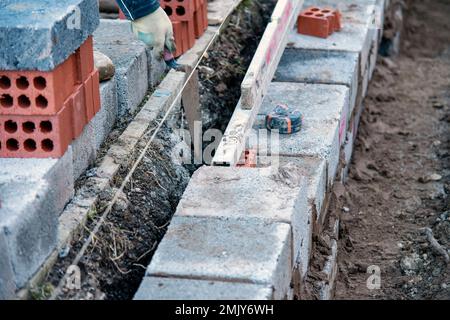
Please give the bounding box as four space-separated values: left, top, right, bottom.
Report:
131 7 176 61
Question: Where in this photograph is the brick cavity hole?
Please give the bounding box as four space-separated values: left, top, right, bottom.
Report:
6 139 19 151
16 76 29 89
0 75 11 89
0 94 13 108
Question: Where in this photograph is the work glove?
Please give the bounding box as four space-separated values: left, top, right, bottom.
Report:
131 7 177 61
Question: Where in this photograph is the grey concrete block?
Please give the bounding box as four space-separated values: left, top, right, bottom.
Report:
94 20 148 116
0 179 58 288
249 82 349 184
146 49 167 88
252 119 340 186
258 156 327 278
0 232 17 299
176 165 308 268
257 82 350 141
147 216 292 300
275 49 359 116
0 149 74 215
288 0 377 76
70 122 97 181
0 150 74 289
134 277 273 300
0 0 100 71
91 77 118 150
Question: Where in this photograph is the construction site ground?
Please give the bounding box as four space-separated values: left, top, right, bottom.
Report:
333 0 450 299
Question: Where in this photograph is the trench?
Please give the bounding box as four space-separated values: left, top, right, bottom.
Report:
41 0 276 300
304 0 450 300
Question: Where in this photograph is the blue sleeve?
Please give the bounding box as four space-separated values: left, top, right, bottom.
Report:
116 0 160 20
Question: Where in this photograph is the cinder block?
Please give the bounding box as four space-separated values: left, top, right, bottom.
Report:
0 232 17 299
248 82 349 185
146 49 166 89
288 0 377 77
134 277 273 300
147 216 292 300
0 150 73 291
0 0 100 71
256 82 350 147
70 121 97 181
93 20 148 116
90 77 117 150
275 49 359 116
176 165 308 268
0 180 58 288
0 148 74 216
258 156 327 278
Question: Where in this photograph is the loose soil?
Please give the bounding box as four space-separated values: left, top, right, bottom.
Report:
41 0 275 300
332 0 450 299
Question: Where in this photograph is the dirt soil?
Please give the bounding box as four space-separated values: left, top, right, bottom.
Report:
41 0 275 300
333 0 450 299
199 0 276 132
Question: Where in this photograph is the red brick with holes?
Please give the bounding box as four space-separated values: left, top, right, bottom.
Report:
0 37 100 158
0 36 95 116
297 7 342 39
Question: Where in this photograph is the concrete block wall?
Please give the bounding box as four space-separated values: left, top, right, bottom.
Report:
93 19 167 116
135 0 388 300
0 150 74 295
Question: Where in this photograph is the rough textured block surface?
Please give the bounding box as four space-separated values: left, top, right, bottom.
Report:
70 121 96 181
147 216 292 300
0 232 17 299
91 77 117 150
0 180 57 289
258 82 348 128
275 49 359 115
0 152 73 290
0 149 74 215
93 20 148 116
252 82 350 173
288 0 377 76
176 165 308 267
258 155 327 277
0 0 100 71
134 277 273 300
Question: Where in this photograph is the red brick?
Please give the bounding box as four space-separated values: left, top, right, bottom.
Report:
173 19 196 57
0 102 73 158
77 36 95 83
0 54 78 115
119 9 126 20
237 149 257 168
194 0 208 38
70 85 87 138
84 75 95 122
162 0 195 22
92 69 101 114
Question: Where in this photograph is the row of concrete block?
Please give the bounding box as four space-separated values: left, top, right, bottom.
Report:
134 0 388 300
0 17 171 298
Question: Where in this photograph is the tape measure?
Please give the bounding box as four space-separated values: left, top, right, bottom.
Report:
265 104 302 134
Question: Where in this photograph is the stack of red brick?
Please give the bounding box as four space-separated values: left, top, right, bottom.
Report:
0 37 100 158
163 0 208 57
